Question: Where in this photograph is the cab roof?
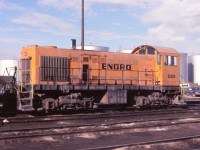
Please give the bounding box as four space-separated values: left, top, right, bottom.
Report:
132 45 180 55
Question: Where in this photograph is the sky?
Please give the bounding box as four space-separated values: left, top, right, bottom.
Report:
0 0 200 59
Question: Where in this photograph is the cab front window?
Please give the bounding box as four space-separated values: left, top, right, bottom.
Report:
139 49 146 55
147 47 155 55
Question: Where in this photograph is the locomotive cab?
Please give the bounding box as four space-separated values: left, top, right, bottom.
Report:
132 45 180 87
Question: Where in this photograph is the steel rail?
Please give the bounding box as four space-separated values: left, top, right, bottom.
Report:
81 135 200 150
1 107 200 124
1 116 200 140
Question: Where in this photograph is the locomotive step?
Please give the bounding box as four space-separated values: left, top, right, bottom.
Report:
20 98 32 101
20 105 34 111
19 91 31 94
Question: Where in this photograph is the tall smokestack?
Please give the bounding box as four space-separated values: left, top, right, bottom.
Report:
81 0 84 50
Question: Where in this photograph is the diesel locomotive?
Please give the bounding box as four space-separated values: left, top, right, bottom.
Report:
0 44 180 112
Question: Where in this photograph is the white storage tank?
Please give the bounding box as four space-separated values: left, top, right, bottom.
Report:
119 49 133 53
188 55 200 84
0 59 19 76
76 45 109 52
180 53 188 83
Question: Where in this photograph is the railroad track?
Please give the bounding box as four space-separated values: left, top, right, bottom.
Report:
82 135 200 150
1 106 200 124
1 115 200 140
0 103 189 118
1 106 200 149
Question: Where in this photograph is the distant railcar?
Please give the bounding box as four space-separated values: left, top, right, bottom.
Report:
1 44 181 112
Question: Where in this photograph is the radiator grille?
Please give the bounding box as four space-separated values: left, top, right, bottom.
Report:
40 56 69 81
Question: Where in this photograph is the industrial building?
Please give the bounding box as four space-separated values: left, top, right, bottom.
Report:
188 55 200 85
180 53 188 83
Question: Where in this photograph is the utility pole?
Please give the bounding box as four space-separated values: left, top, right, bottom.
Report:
81 0 84 50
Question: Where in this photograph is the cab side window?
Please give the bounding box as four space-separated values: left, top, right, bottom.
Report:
164 56 171 65
164 56 168 65
164 55 177 66
171 56 177 66
157 53 161 65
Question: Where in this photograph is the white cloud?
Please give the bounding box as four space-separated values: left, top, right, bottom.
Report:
2 0 200 55
141 0 200 26
36 0 200 49
0 48 19 59
10 12 75 36
91 31 138 42
0 37 33 45
0 27 15 32
132 0 200 52
0 38 32 59
99 31 124 40
37 0 160 10
112 22 121 26
90 0 160 8
37 0 81 10
87 9 100 17
0 0 24 11
147 25 185 42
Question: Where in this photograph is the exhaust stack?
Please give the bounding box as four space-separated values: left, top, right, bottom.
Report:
71 39 76 50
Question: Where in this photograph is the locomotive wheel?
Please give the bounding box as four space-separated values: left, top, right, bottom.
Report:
42 98 56 112
74 104 81 110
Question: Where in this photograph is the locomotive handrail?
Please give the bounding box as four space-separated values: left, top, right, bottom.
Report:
38 66 156 86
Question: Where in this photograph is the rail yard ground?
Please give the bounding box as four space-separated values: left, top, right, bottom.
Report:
1 98 200 150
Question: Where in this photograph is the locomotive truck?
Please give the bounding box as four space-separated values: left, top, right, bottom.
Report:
0 44 180 112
